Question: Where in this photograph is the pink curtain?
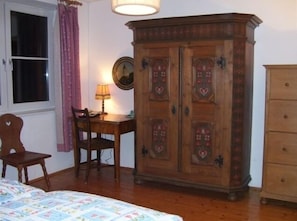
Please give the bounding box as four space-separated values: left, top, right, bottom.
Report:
57 3 81 152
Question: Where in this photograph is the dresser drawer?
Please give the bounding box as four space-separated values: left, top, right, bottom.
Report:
267 100 297 132
266 132 297 165
268 68 297 100
264 164 297 197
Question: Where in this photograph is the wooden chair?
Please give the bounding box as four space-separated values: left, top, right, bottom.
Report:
0 113 51 189
71 107 115 183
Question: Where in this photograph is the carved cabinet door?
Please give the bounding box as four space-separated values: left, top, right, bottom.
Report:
181 41 232 186
135 43 180 177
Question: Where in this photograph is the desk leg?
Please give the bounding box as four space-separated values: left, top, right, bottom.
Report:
114 130 120 182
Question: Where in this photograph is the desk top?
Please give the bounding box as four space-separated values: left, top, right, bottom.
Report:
90 114 135 124
89 114 135 134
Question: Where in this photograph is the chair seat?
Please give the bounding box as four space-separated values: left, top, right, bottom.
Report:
0 151 51 166
78 138 114 150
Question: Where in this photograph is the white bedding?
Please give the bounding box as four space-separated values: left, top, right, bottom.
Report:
0 178 183 221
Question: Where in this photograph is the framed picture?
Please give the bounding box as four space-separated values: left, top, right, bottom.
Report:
112 56 134 90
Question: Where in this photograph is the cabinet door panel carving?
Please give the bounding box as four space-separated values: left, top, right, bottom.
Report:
192 58 215 102
149 58 170 100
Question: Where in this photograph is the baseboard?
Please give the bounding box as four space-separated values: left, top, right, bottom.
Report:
29 166 133 184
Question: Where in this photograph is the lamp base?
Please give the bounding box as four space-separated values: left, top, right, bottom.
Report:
100 100 108 115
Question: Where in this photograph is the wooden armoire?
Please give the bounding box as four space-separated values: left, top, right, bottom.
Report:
127 13 261 200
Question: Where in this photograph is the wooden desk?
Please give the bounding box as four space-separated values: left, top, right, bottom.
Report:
89 114 135 181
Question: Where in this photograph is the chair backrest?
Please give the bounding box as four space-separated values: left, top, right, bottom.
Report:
0 113 25 156
71 107 92 145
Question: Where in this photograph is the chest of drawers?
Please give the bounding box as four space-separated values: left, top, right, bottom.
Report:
261 65 297 204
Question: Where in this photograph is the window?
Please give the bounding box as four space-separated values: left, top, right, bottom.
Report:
0 0 55 113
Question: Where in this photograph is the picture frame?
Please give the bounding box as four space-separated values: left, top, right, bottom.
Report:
112 56 134 90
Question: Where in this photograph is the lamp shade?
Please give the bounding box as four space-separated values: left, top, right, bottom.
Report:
111 0 160 16
95 84 111 100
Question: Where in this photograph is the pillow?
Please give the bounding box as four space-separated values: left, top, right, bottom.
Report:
0 178 44 204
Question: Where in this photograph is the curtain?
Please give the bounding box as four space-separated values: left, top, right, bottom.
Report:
56 2 81 152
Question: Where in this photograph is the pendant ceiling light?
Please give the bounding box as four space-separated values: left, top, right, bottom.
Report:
111 0 160 16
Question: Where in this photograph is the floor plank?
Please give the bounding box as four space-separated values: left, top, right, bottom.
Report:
31 167 297 221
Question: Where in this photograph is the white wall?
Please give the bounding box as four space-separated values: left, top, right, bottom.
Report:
1 0 296 188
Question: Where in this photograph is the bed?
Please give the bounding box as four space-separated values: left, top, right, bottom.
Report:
0 178 183 221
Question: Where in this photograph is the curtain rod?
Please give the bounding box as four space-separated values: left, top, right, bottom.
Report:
59 0 82 6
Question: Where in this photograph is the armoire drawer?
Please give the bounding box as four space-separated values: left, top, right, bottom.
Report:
264 164 297 197
268 69 297 100
267 100 297 132
265 132 297 165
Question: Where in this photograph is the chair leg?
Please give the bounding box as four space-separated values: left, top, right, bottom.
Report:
40 160 50 189
17 167 23 183
24 167 29 184
75 149 81 177
85 151 91 183
1 162 7 178
97 150 101 171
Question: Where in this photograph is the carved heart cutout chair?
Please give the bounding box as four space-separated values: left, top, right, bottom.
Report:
0 113 51 189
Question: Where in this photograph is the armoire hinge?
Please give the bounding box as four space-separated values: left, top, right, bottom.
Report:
214 155 224 168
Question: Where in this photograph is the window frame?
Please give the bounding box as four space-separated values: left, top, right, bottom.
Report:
0 0 56 114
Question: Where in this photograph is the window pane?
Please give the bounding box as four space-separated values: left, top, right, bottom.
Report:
12 59 49 103
11 11 47 57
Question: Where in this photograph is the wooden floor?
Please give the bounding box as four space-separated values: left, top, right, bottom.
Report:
31 167 297 221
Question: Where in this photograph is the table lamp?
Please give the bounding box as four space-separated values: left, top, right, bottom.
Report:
95 84 111 114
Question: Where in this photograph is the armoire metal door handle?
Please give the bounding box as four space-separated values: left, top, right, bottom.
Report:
171 105 176 114
184 107 189 116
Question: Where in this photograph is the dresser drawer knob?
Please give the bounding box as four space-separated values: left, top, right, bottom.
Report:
282 147 287 152
285 82 290 87
280 178 285 183
283 114 288 119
